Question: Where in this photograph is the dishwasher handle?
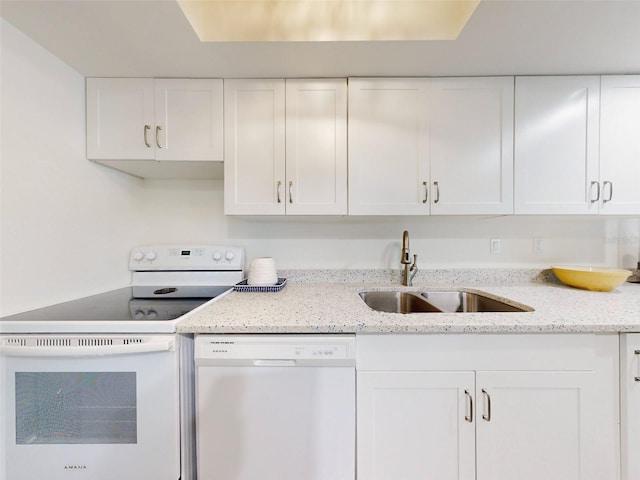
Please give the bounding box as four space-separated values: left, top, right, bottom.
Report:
253 359 297 367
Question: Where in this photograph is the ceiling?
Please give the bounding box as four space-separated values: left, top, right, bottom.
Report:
1 0 640 78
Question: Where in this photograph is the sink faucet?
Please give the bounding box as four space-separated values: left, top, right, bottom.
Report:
401 230 418 286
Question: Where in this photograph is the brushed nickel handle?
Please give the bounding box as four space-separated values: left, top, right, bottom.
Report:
155 125 163 149
434 181 440 204
603 181 613 203
422 181 428 204
144 125 152 147
276 181 282 204
634 350 640 382
590 181 600 203
464 390 473 423
482 388 491 421
288 181 293 203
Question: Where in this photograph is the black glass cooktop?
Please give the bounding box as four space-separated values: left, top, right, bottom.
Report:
0 287 230 323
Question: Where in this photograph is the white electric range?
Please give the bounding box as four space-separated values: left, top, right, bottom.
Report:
0 245 244 480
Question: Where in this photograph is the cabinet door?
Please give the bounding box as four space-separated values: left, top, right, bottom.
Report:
621 334 640 480
224 79 286 215
86 78 155 160
475 371 597 480
599 76 640 215
357 371 475 480
348 78 430 215
514 76 600 214
285 79 347 215
154 79 223 162
431 77 514 215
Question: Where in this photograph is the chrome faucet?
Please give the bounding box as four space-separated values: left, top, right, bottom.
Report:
401 230 418 286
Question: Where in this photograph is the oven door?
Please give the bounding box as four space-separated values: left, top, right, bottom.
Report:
0 335 180 480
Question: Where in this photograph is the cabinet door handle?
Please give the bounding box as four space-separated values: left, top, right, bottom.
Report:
590 181 601 203
288 181 293 203
144 124 152 147
603 181 613 203
156 125 163 149
276 181 282 204
482 388 491 421
634 350 640 382
422 181 428 204
434 181 440 204
464 390 473 423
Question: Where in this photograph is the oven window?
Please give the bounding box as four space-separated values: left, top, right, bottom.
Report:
15 372 137 445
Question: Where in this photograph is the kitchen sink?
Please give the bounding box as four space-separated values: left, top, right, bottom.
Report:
358 291 442 314
359 290 531 313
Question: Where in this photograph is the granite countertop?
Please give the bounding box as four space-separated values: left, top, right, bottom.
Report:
177 269 640 334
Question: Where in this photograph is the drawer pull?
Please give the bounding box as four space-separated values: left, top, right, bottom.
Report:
144 124 151 147
464 390 473 422
482 388 491 421
590 181 600 203
603 181 613 203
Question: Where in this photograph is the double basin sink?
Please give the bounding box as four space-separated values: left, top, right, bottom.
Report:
359 290 531 314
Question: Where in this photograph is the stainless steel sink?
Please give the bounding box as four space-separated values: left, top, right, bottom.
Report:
359 290 530 313
421 291 528 313
359 291 442 313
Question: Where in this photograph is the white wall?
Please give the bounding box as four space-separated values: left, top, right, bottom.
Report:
0 19 143 315
139 180 636 271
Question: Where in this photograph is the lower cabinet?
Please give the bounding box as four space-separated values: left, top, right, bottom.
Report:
357 334 620 480
620 334 640 480
358 371 475 479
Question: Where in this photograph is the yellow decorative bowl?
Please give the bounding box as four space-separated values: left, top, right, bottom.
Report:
551 265 632 292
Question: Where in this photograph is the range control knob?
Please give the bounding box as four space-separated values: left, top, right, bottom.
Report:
212 251 222 261
225 251 235 261
132 251 144 262
145 251 157 261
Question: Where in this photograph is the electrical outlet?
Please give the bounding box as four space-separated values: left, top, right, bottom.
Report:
533 237 543 254
490 238 501 255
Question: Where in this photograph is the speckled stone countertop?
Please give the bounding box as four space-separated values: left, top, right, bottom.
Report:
177 269 640 334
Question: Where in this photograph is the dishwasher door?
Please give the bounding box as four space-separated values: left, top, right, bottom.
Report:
195 334 356 480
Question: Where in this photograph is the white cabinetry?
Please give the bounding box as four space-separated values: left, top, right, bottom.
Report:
348 77 514 215
430 77 514 215
358 371 475 479
599 75 640 214
357 334 619 480
514 76 601 214
224 79 347 215
620 334 640 480
348 78 430 215
86 78 223 178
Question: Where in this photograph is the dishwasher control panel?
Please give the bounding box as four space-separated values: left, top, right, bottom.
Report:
195 334 356 367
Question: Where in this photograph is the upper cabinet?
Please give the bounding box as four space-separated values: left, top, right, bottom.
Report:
348 78 431 215
514 76 601 214
224 78 347 215
430 77 514 215
348 77 514 216
599 75 640 215
86 78 223 179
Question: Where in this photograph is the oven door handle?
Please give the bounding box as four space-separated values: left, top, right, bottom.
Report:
0 339 175 357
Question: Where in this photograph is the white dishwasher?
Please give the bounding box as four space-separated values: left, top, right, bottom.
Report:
195 334 356 480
